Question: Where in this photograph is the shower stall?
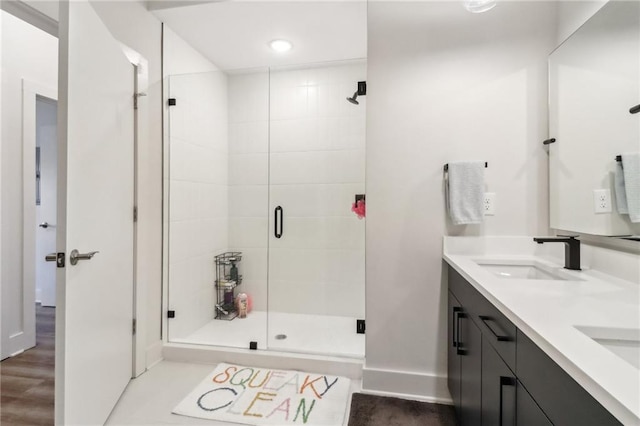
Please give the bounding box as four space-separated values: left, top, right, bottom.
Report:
164 60 366 359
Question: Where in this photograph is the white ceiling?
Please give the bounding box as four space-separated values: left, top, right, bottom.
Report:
151 1 367 71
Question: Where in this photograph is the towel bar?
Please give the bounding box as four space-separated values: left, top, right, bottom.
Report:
444 162 488 172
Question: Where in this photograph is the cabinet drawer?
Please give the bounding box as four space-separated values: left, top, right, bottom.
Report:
516 330 622 426
448 266 516 371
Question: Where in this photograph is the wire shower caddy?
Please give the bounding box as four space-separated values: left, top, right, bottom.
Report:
214 252 242 320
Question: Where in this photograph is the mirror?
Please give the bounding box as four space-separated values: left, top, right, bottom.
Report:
549 0 640 237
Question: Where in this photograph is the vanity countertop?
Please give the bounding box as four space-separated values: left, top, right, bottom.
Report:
443 236 640 425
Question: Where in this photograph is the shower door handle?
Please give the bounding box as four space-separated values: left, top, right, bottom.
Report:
274 206 283 239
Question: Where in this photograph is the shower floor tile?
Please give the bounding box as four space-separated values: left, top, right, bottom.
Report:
172 311 365 358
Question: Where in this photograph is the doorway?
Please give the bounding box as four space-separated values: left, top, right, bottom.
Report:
0 93 58 426
35 96 57 308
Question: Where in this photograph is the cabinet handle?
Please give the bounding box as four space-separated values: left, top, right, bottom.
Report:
456 312 466 355
499 376 516 426
452 307 461 347
479 315 511 342
274 206 283 238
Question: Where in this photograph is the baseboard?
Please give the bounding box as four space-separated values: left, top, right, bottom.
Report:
362 366 452 405
145 340 163 370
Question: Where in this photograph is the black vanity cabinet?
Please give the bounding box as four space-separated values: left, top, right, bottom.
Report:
448 293 462 414
481 339 516 426
448 292 482 425
449 290 482 426
515 380 552 426
517 331 621 426
447 265 622 426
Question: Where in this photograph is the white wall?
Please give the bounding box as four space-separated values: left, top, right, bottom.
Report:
167 70 228 339
556 1 608 46
364 1 557 400
0 9 58 359
0 10 3 356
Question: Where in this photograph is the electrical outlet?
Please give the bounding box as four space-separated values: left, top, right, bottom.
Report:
593 189 612 214
484 193 496 215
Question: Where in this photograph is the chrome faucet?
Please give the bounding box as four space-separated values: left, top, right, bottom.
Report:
533 236 581 271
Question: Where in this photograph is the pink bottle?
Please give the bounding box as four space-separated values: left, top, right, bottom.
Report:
236 293 248 318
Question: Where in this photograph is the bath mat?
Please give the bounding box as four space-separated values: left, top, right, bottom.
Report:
347 393 456 426
172 363 350 425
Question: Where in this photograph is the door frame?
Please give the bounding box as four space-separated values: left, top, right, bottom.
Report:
124 51 149 377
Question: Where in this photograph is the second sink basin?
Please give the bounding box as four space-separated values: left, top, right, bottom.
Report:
575 326 640 370
474 259 575 281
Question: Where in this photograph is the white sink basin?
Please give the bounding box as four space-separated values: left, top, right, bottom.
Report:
474 259 576 281
575 326 640 370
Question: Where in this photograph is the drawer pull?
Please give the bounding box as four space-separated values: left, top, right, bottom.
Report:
479 315 512 342
500 376 516 426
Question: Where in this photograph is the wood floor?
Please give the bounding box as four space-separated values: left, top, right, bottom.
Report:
1 304 55 425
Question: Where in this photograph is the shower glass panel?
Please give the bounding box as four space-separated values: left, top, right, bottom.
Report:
267 60 367 357
166 69 270 349
165 62 366 358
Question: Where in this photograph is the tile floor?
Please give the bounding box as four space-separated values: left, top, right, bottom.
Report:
106 360 362 425
172 311 365 358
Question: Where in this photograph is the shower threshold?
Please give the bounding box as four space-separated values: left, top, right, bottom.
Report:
171 311 364 358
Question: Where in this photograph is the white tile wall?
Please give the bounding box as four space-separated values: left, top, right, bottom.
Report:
269 184 365 217
168 71 229 340
269 150 365 185
228 154 268 185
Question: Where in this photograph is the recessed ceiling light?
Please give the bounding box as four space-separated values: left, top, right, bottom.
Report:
463 0 497 13
269 39 293 53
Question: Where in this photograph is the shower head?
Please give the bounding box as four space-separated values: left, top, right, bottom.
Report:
346 81 366 105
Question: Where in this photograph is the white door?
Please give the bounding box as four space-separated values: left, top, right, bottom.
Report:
35 97 57 307
56 1 134 424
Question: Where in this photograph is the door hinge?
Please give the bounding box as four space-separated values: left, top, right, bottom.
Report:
134 92 147 110
168 98 176 106
133 206 138 222
132 318 137 335
167 310 175 318
356 319 366 334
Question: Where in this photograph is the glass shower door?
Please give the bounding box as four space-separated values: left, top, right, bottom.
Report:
165 69 270 349
267 60 367 357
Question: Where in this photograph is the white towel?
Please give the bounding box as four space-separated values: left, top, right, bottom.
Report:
622 153 640 222
446 161 485 225
614 162 628 214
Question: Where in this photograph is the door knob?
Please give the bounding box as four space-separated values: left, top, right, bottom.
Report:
39 222 54 228
45 253 57 262
70 249 99 266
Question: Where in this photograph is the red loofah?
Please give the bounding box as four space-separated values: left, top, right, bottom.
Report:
351 199 366 219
